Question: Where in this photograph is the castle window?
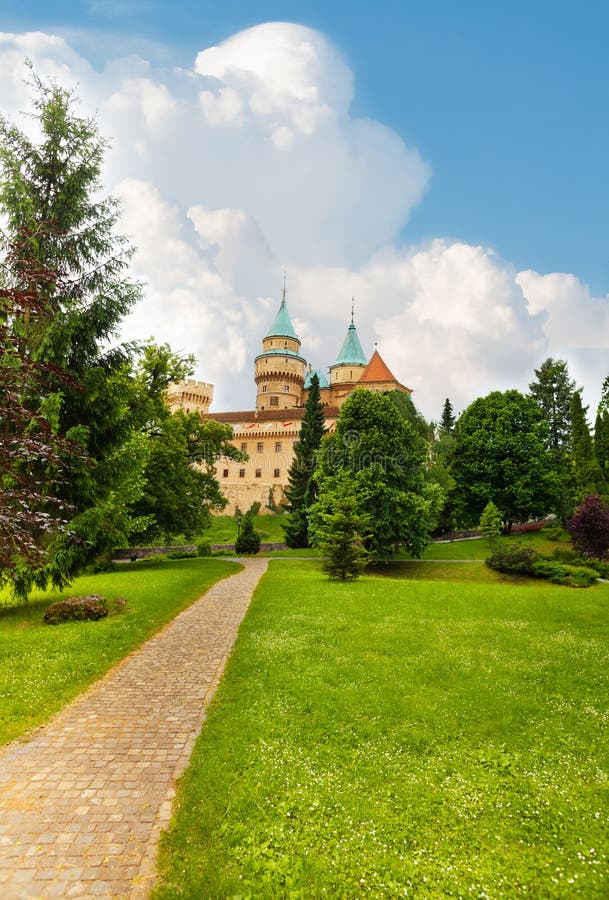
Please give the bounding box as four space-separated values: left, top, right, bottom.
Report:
257 442 264 452
273 468 280 478
239 469 245 478
284 341 287 347
241 442 247 452
222 469 229 478
262 384 267 393
275 442 282 452
283 385 290 393
270 396 279 406
255 469 262 478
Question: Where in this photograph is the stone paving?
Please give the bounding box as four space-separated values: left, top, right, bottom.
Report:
0 558 269 899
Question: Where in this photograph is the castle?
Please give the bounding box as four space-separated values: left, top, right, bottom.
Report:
167 292 412 513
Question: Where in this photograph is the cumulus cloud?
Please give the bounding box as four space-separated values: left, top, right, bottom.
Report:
0 23 607 417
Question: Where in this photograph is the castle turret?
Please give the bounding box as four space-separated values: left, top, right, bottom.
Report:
328 302 367 406
255 284 306 410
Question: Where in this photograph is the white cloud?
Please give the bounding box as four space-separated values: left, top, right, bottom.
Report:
1 23 608 418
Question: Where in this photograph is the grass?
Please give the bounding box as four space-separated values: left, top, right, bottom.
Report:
421 530 572 561
0 557 240 746
168 513 287 547
156 561 609 898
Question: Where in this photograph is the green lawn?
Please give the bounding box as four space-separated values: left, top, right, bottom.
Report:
0 557 239 746
421 530 571 560
202 513 287 545
156 561 609 898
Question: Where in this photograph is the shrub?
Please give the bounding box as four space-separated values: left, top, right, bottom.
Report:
568 494 609 559
552 549 609 578
486 542 539 576
197 541 212 557
166 550 197 559
533 559 597 587
44 595 108 625
235 515 261 555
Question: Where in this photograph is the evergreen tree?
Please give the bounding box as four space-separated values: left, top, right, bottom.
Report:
478 500 503 541
440 398 456 434
0 75 143 585
282 372 326 548
314 474 369 581
570 392 605 504
594 409 609 477
235 512 261 555
529 358 576 456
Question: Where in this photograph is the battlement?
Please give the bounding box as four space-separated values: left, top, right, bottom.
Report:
166 378 214 415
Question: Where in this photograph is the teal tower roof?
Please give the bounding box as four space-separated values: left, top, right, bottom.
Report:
265 286 299 341
304 368 330 389
332 303 367 366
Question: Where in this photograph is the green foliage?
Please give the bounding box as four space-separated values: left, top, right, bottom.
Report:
197 541 212 557
130 412 242 543
551 548 609 578
453 390 559 527
439 396 456 434
312 474 369 581
541 525 564 541
283 373 326 548
386 390 433 442
529 358 576 454
235 514 261 555
311 389 442 559
570 392 605 504
594 408 609 479
478 501 502 540
530 559 597 587
486 542 539 576
165 551 197 560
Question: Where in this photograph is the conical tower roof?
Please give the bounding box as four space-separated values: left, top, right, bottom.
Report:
360 349 399 383
332 304 367 366
265 296 299 341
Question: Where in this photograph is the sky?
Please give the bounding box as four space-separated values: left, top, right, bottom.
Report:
1 1 609 418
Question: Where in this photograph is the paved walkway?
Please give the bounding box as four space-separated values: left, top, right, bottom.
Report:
0 558 269 899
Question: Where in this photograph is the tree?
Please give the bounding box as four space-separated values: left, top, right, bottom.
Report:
0 74 144 585
439 398 456 434
479 501 502 541
594 409 609 480
570 391 605 504
309 389 442 559
453 390 559 529
386 390 433 442
0 244 84 595
529 358 576 455
314 474 369 580
568 494 609 559
282 372 326 548
131 412 243 542
235 512 261 555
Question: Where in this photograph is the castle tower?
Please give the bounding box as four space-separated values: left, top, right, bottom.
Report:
328 301 367 406
254 283 306 411
166 378 214 415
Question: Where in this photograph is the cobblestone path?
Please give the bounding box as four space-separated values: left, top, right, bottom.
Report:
0 558 269 899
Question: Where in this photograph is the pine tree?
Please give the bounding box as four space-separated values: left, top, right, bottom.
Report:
529 358 576 454
0 74 143 586
440 398 456 434
478 500 503 541
314 475 369 581
594 409 609 477
282 372 326 548
235 512 261 555
571 391 605 504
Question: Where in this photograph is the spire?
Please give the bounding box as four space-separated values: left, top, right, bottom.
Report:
264 271 299 341
332 301 367 366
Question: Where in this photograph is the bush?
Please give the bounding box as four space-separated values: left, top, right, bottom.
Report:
44 595 108 625
568 494 609 559
531 559 597 587
235 515 261 555
166 550 197 559
551 549 609 578
197 541 212 557
486 542 539 576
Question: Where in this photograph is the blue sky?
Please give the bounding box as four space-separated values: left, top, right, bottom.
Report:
6 0 609 293
2 2 609 415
